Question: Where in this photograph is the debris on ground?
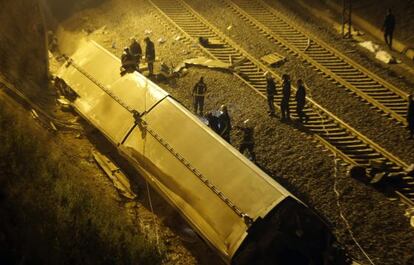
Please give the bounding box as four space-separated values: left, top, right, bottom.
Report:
304 38 311 51
359 41 380 53
47 30 58 52
199 37 224 47
158 37 166 44
31 109 39 119
359 41 399 64
175 57 231 72
261 52 287 67
179 226 198 243
375 50 397 64
173 56 245 74
405 208 414 228
57 96 72 111
144 29 152 35
94 25 107 35
92 150 137 200
49 121 58 132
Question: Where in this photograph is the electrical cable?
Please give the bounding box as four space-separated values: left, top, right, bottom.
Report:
309 90 376 265
142 79 161 253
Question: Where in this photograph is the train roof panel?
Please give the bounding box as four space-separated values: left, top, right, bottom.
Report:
58 40 292 262
127 97 290 258
58 41 168 144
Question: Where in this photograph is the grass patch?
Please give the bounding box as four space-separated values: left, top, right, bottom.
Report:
0 103 164 265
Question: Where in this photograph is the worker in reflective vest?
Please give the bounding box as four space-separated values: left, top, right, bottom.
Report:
192 77 207 116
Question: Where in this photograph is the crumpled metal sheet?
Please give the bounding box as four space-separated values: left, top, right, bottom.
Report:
174 56 232 73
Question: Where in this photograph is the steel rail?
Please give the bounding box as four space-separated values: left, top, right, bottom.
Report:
221 0 409 125
148 0 414 204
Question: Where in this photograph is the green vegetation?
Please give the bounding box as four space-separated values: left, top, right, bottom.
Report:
0 103 164 265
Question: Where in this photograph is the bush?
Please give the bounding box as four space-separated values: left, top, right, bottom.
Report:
0 103 164 265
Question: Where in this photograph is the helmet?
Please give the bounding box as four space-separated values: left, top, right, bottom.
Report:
243 119 250 126
220 104 227 112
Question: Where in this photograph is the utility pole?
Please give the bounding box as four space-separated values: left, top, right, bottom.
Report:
342 0 352 38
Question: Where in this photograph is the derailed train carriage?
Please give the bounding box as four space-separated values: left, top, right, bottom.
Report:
58 40 351 265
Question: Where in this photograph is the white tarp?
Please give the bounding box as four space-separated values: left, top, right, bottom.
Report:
359 41 398 64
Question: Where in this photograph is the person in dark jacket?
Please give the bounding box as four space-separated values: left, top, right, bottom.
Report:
129 38 142 72
144 37 155 76
383 9 396 49
120 47 138 76
218 105 232 143
206 111 220 134
237 119 256 162
281 74 291 121
407 94 414 139
295 79 308 123
265 72 276 117
192 77 207 116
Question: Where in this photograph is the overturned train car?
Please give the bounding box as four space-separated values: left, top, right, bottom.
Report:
58 40 350 265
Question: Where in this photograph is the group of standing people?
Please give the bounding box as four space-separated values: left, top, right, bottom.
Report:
265 72 308 123
120 37 155 76
191 73 312 162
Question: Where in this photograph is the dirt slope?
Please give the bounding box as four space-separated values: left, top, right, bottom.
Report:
0 0 48 94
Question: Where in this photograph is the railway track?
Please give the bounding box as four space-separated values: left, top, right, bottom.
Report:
148 0 414 204
219 0 410 126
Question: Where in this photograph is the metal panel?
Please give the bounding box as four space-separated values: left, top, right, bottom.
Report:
122 127 239 257
122 97 290 259
58 40 291 262
59 64 133 144
147 98 290 217
58 41 168 144
109 73 168 114
69 39 121 86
